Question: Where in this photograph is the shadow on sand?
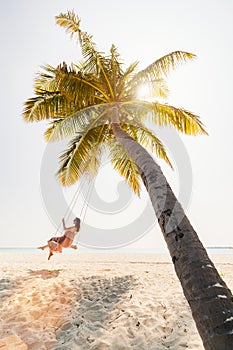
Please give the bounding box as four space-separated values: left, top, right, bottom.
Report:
54 274 137 349
0 278 19 302
27 269 61 279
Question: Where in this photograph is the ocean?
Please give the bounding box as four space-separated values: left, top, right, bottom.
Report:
0 247 233 255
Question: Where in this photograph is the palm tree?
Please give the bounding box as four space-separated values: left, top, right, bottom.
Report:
23 11 233 349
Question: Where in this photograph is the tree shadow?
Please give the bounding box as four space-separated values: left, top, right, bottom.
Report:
27 269 61 279
54 274 137 349
53 272 201 350
0 278 17 302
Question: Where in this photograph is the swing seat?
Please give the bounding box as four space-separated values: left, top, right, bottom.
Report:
49 241 59 248
48 241 62 253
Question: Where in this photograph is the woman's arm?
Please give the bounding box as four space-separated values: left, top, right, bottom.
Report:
63 218 76 232
62 218 67 230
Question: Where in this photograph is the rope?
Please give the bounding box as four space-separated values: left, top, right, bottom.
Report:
54 175 95 236
66 180 84 222
53 122 109 238
73 176 95 245
79 176 95 220
54 178 85 235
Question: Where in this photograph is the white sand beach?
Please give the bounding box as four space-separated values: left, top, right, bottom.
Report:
0 251 233 350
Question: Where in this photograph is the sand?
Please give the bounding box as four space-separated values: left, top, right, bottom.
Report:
0 251 233 350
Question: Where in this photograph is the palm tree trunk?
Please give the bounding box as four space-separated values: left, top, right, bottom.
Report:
112 119 233 350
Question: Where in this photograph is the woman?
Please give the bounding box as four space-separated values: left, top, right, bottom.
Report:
38 217 81 260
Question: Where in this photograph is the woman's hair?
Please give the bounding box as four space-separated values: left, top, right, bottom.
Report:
74 217 81 231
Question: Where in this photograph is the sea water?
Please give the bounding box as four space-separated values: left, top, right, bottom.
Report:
0 247 233 254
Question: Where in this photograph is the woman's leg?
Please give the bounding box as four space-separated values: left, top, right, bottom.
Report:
57 244 63 253
48 249 53 260
39 236 60 251
38 245 49 250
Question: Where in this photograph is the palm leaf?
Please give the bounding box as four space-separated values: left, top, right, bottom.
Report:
55 11 82 43
109 44 123 79
57 124 110 185
55 68 110 103
121 122 172 167
108 141 141 195
81 32 104 74
131 51 196 85
81 146 103 179
117 61 139 99
56 11 117 99
45 104 109 142
119 101 207 136
126 78 169 101
34 64 59 93
118 101 153 124
23 93 71 122
80 33 116 99
151 103 208 136
150 78 169 99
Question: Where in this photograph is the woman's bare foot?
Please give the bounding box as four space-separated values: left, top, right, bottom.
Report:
71 245 78 250
38 246 47 250
48 252 53 260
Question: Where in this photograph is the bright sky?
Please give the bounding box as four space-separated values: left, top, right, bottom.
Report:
1 0 233 250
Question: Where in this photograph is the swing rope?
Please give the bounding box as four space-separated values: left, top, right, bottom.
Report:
54 176 95 236
79 177 95 219
73 176 95 245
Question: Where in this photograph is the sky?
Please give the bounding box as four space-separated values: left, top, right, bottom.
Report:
1 0 233 250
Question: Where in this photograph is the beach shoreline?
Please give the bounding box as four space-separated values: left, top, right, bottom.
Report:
1 252 233 349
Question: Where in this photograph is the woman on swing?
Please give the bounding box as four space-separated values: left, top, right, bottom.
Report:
38 217 81 260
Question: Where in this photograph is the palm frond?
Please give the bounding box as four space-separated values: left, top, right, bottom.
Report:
80 34 117 99
121 123 172 167
131 51 196 85
34 64 59 93
107 44 123 96
57 124 110 186
118 101 153 124
126 78 169 101
150 78 169 99
110 44 123 75
55 67 110 103
108 141 141 195
81 145 104 179
55 11 82 43
151 103 208 135
23 93 71 122
56 12 117 98
119 101 208 136
44 118 81 142
121 61 139 82
44 104 108 142
81 32 104 73
56 10 106 79
117 61 139 99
